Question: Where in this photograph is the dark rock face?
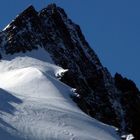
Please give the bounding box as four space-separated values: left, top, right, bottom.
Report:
115 73 140 140
0 3 139 139
2 6 47 54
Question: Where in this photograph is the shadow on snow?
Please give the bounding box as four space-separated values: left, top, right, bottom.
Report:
0 88 23 140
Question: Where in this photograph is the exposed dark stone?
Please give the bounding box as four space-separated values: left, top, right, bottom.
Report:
115 73 140 140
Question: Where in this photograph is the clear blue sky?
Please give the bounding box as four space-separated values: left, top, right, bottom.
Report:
0 0 139 88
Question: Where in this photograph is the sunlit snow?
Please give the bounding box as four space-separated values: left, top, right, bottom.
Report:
0 48 120 140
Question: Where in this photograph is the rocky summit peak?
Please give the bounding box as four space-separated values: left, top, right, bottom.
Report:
20 5 36 15
0 4 140 139
47 3 57 9
2 5 37 32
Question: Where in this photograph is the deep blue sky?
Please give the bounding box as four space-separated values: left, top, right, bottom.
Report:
0 0 139 88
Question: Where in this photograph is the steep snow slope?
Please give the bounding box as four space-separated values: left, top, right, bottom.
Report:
0 48 120 140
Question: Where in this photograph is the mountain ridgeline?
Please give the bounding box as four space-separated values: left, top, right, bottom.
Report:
0 4 140 139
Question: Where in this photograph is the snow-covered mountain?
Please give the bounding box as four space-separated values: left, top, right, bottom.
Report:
0 3 139 140
0 48 120 140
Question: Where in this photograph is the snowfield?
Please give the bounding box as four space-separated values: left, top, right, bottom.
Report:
0 48 120 140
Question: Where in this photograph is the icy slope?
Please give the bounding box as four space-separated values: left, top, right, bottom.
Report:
0 48 120 140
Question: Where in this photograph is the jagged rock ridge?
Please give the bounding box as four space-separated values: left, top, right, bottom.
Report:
0 4 140 139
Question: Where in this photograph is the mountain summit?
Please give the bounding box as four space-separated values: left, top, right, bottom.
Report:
0 4 139 140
